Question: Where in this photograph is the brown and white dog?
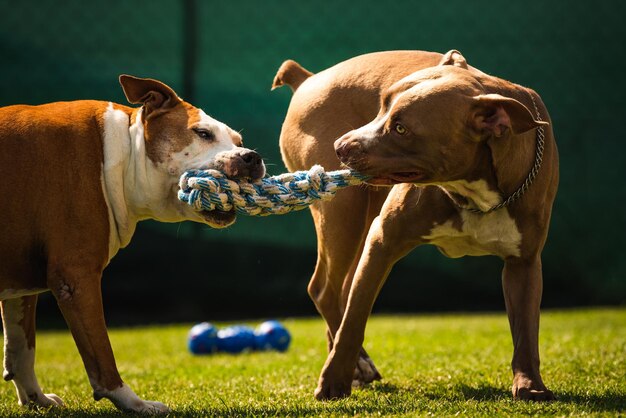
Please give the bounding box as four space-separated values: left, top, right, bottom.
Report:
274 50 558 401
0 75 265 413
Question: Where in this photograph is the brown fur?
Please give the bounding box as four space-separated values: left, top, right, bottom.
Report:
272 60 313 92
275 50 558 401
0 101 112 291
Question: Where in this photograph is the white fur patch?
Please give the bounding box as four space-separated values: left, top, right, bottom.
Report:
2 298 63 407
439 179 502 212
94 383 169 414
423 209 522 258
103 104 132 171
165 109 237 175
196 109 239 155
102 103 133 260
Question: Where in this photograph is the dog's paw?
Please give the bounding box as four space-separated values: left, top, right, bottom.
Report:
42 393 64 407
314 378 352 401
99 383 170 414
512 375 555 401
129 400 170 415
20 392 65 409
352 354 382 387
315 350 358 400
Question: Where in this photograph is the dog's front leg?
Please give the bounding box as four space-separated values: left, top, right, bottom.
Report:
502 256 555 401
49 265 170 414
314 195 421 400
1 295 64 408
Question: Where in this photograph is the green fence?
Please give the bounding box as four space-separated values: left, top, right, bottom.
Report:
1 0 624 322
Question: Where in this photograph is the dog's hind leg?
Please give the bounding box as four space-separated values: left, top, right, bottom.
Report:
1 295 64 408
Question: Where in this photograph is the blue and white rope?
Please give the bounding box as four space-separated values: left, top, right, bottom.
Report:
178 165 369 216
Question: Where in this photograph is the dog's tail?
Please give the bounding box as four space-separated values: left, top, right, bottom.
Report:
271 60 313 92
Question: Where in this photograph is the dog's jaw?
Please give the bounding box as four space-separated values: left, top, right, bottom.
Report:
199 209 237 228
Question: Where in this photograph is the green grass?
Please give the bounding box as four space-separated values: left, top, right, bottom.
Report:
0 308 624 417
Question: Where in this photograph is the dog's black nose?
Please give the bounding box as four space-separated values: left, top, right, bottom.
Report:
240 149 262 166
237 149 265 180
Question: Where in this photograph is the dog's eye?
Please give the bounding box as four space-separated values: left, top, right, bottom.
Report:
194 129 215 141
394 123 407 135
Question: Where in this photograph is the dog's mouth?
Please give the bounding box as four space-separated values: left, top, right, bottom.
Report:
200 209 237 229
366 171 427 185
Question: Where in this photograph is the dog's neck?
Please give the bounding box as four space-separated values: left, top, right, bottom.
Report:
483 78 540 199
440 129 538 214
431 143 501 212
438 179 502 212
101 104 179 260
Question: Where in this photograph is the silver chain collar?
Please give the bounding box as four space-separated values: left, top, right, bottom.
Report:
451 91 545 214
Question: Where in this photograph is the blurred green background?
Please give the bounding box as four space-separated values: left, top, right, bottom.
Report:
1 0 624 324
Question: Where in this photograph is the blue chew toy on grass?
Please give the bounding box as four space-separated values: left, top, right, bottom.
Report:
188 320 291 354
178 165 368 216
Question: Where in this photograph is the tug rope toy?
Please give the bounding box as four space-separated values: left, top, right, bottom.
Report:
178 165 368 216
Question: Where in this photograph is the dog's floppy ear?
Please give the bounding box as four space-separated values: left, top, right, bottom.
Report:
439 50 468 69
119 75 182 119
470 94 548 138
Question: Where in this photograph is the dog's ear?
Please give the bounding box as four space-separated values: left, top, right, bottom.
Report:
470 94 548 138
119 75 182 119
439 50 468 69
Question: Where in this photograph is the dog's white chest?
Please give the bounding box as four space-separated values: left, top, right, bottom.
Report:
423 209 522 258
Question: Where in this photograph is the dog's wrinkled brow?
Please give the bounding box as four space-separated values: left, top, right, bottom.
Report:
380 93 393 113
381 78 424 113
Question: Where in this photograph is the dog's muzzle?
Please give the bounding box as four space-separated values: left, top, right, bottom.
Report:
211 148 266 180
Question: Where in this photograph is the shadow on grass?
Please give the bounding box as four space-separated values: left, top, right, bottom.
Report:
2 386 623 417
368 380 403 395
457 383 510 401
168 403 396 417
555 390 626 413
0 411 128 418
457 383 626 412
